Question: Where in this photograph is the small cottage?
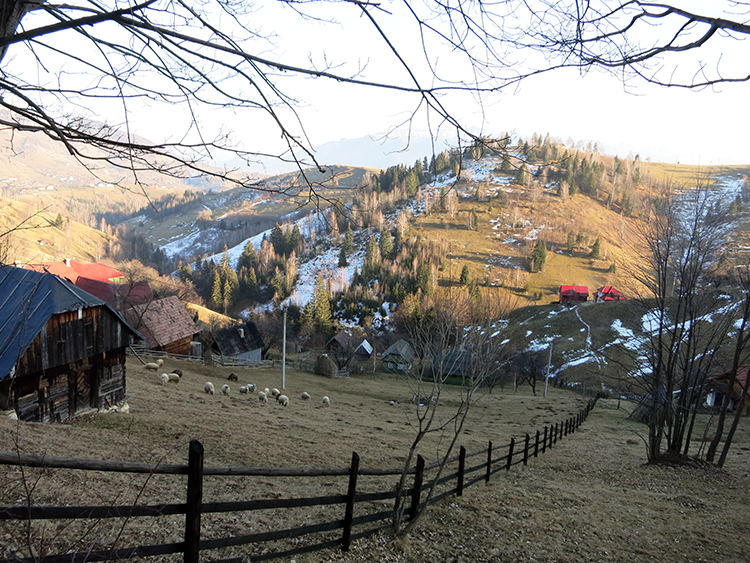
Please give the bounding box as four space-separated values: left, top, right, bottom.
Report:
0 266 139 422
559 285 589 304
382 339 415 374
594 285 626 302
707 365 750 413
26 259 123 284
212 321 264 362
124 296 198 355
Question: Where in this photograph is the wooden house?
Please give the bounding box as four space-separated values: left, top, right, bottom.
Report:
382 339 415 374
325 331 373 361
124 296 198 355
707 365 750 413
559 285 589 304
594 285 626 302
0 266 139 422
26 259 123 284
212 321 264 362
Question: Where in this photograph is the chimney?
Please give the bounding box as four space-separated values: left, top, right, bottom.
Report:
238 327 245 339
65 258 71 267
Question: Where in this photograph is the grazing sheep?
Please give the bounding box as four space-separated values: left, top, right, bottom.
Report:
322 396 330 406
172 369 183 377
222 384 230 395
166 373 180 383
144 359 164 371
204 382 215 395
270 388 281 398
277 394 289 407
301 392 311 400
264 387 270 396
228 373 239 381
246 383 256 393
258 391 268 403
239 386 249 394
159 373 169 385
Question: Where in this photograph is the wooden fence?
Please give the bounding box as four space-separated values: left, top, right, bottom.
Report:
0 399 597 563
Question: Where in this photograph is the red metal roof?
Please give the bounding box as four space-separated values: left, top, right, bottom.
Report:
26 260 123 283
560 285 589 294
596 285 626 300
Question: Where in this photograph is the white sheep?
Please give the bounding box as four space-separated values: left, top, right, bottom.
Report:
239 386 249 394
159 373 169 385
270 388 281 398
264 387 270 396
204 382 215 395
166 373 180 383
277 394 289 407
301 392 311 400
322 396 330 406
222 384 230 396
258 391 268 403
144 359 164 371
246 383 256 393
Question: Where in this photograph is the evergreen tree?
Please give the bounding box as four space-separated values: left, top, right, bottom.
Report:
211 271 223 309
237 240 257 271
270 222 286 256
312 274 335 336
567 231 576 252
532 240 547 273
379 229 393 261
343 223 354 253
416 262 433 296
339 247 348 267
590 237 601 259
460 264 470 286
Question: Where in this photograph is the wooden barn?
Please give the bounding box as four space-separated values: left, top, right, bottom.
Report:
382 339 415 374
559 285 589 304
0 266 140 422
707 365 750 413
594 285 626 302
124 296 198 355
212 321 264 362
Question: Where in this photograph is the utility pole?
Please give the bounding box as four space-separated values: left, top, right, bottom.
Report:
544 343 553 397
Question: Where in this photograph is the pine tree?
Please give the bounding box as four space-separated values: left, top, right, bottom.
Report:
532 240 547 273
460 264 470 285
237 240 257 270
343 224 354 253
339 247 348 267
312 274 335 336
380 229 393 261
211 271 223 309
590 237 601 259
567 231 576 253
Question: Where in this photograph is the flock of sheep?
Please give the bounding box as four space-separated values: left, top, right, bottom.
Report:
145 359 330 407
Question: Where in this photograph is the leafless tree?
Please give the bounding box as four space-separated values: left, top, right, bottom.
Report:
391 288 512 534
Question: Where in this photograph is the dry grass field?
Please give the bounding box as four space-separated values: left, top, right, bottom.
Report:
1 357 749 563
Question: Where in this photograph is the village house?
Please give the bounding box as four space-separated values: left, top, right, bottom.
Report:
212 321 265 362
382 339 415 374
559 285 589 304
707 365 750 413
594 285 626 302
124 296 198 356
0 266 140 422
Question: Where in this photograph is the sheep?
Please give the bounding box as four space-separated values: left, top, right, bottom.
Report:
171 369 183 377
246 383 256 393
322 396 330 406
143 359 164 371
204 382 215 395
228 373 239 381
258 391 268 403
301 392 311 400
159 373 169 385
222 384 230 395
239 386 249 394
264 387 270 396
166 373 180 383
276 394 289 407
270 388 281 398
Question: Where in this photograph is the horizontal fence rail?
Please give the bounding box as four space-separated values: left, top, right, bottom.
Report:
0 399 598 563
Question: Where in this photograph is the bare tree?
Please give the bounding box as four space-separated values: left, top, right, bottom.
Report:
391 287 511 534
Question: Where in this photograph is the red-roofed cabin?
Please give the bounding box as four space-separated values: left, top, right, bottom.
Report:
595 286 626 302
75 277 154 310
559 285 589 303
26 259 123 284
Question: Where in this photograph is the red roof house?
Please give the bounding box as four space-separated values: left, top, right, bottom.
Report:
595 286 626 302
26 259 123 284
559 285 589 303
708 365 750 413
75 277 154 310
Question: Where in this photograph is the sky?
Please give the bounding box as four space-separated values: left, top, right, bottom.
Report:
6 1 750 174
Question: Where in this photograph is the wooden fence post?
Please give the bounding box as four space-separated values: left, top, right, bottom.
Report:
410 455 425 521
554 423 559 445
185 440 204 563
485 441 492 483
342 452 360 551
534 430 540 458
523 434 530 466
506 438 515 471
542 426 548 453
457 446 466 496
